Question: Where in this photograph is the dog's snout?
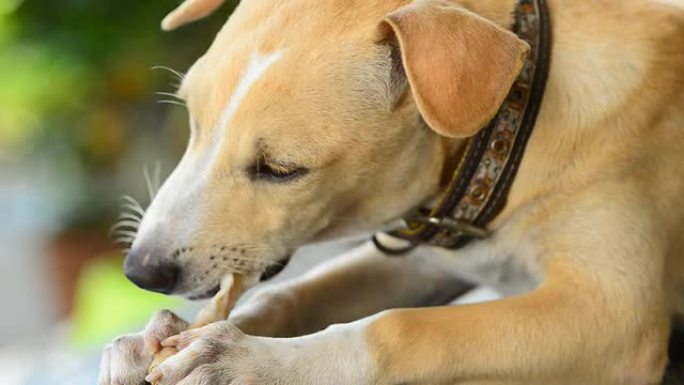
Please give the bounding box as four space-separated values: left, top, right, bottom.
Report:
124 250 179 294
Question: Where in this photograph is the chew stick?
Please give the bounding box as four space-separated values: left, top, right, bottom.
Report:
148 274 245 380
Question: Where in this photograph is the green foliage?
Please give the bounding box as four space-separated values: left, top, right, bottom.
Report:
0 42 89 148
70 253 182 347
0 0 237 228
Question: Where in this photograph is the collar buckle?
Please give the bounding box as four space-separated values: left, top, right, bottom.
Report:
407 211 489 239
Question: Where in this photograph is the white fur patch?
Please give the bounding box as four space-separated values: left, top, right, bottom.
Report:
216 50 284 141
374 232 542 297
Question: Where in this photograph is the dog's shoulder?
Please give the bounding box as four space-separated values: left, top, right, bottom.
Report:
542 0 684 131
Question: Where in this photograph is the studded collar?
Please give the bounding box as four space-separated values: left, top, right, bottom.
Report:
374 0 552 254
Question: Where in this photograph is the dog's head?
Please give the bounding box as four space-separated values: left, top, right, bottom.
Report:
124 0 529 298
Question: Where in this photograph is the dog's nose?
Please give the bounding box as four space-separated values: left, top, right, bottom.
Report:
124 250 179 294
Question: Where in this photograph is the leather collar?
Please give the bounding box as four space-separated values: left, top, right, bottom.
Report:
374 0 552 254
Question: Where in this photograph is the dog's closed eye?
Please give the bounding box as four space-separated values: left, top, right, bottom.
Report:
249 161 309 183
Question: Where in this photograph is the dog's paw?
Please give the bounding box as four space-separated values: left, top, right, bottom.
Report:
146 320 373 385
145 321 289 385
98 310 188 385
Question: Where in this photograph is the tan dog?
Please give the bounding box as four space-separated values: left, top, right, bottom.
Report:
98 0 684 384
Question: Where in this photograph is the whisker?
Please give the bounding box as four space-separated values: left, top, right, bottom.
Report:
152 65 185 81
111 220 141 231
115 230 139 239
143 165 156 203
117 212 142 223
114 236 135 245
168 82 183 94
155 91 184 101
120 204 145 218
113 238 133 247
120 195 144 210
109 224 138 239
113 195 146 253
153 162 162 196
157 100 188 109
119 202 145 218
120 195 145 214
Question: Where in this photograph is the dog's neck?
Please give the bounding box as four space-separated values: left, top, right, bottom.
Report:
437 137 465 187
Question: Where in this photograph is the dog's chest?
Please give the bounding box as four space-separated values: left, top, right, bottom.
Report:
422 235 543 296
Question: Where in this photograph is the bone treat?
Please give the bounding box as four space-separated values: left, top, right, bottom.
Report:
148 274 246 380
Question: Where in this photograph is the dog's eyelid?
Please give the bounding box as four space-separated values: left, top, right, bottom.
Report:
266 158 301 170
247 158 310 183
255 150 302 169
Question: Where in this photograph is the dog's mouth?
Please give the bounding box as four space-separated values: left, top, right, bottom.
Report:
186 255 292 301
188 286 221 301
259 255 292 282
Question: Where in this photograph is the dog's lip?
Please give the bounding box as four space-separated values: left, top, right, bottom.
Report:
260 255 292 282
185 255 292 300
187 285 220 301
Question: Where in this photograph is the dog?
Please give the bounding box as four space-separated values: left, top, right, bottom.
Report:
97 0 684 384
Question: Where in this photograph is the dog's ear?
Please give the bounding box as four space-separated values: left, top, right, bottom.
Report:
162 0 225 31
377 1 530 138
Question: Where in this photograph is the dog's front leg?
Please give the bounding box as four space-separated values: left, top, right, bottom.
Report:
363 258 671 385
99 241 469 385
354 196 673 384
148 199 672 385
231 240 472 338
150 261 667 385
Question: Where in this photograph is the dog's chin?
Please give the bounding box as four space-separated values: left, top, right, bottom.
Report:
184 255 293 301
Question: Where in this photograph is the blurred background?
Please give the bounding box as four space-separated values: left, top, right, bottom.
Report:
0 1 243 383
1 1 681 384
